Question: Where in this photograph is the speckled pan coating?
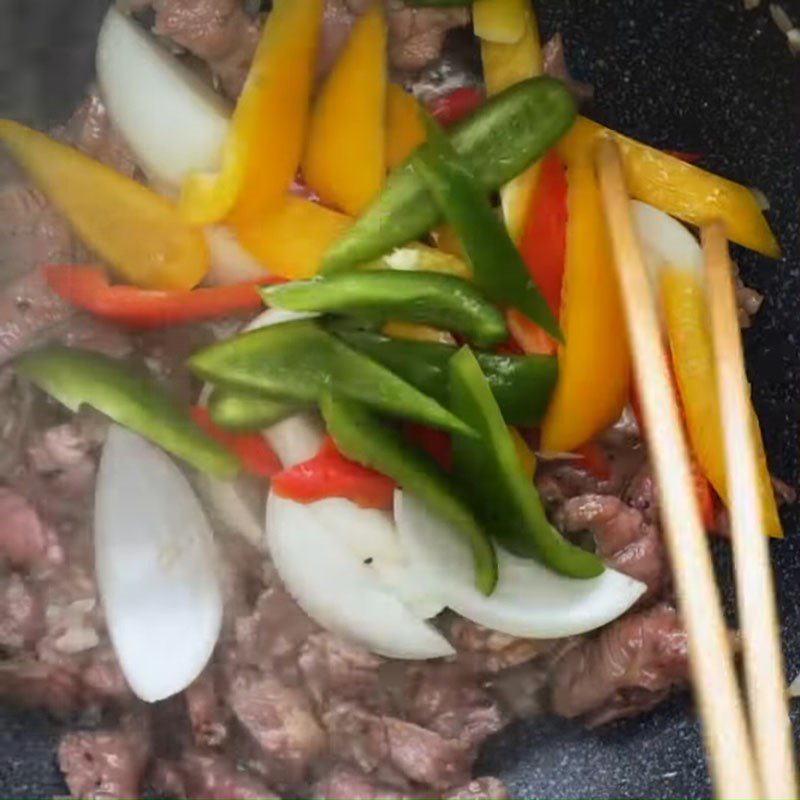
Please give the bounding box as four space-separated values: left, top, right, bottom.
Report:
1 1 799 797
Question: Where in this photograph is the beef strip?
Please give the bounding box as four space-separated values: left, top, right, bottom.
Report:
0 573 44 649
549 603 691 726
444 777 510 800
186 669 230 747
558 494 669 604
311 765 412 800
542 34 594 105
0 487 62 571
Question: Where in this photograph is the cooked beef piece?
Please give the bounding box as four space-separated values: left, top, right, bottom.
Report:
446 618 552 673
558 494 669 605
542 33 594 105
0 661 87 715
81 646 134 703
324 702 394 777
58 714 151 800
384 1 470 73
405 664 506 750
444 777 510 800
186 669 229 747
549 603 690 726
299 632 383 711
228 671 327 787
0 573 44 649
0 487 62 570
151 750 280 799
311 765 412 800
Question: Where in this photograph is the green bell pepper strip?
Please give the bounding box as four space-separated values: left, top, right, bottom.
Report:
319 390 498 594
208 388 298 431
261 271 506 347
449 346 604 578
322 77 576 273
330 326 557 426
15 346 238 478
412 113 562 342
189 319 474 437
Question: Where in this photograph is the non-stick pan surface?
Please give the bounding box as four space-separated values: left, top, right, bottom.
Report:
1 1 799 797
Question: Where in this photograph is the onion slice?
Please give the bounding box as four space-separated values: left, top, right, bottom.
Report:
395 490 646 638
95 425 223 702
96 7 231 190
265 492 454 659
631 200 702 281
204 226 271 286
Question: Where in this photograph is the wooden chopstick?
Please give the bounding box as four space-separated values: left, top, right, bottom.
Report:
703 222 797 800
595 139 761 800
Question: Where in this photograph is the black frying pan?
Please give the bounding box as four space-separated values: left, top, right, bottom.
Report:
1 1 799 796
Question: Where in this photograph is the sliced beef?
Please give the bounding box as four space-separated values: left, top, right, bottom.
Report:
151 750 280 799
311 765 411 800
186 669 229 747
446 618 552 673
323 702 391 776
58 715 151 800
228 671 326 787
81 646 134 704
150 0 260 97
0 487 62 570
299 632 383 710
0 573 44 649
558 494 669 604
444 777 509 800
542 33 594 105
406 664 506 750
549 603 690 726
0 661 85 716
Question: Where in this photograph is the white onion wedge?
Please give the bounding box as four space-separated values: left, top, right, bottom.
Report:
395 490 646 638
205 226 271 286
244 307 319 333
631 200 703 281
263 413 325 468
195 473 265 549
96 7 231 190
95 426 223 702
265 492 454 659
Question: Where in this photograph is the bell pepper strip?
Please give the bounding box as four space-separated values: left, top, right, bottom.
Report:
302 5 387 216
262 271 507 347
42 265 275 328
190 406 281 478
386 84 426 170
431 225 466 260
473 0 528 43
660 266 782 537
510 427 536 481
320 390 498 594
14 347 237 478
235 196 352 281
208 387 297 431
272 436 396 510
574 442 611 481
480 0 543 242
404 424 452 471
180 0 323 226
411 112 561 341
540 157 631 453
428 87 485 127
558 117 780 258
665 150 703 165
330 326 558 426
449 346 603 578
321 77 576 273
0 121 208 291
505 309 557 356
381 322 454 345
188 319 474 436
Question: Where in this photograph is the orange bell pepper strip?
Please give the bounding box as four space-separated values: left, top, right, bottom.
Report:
480 0 543 242
42 265 277 328
0 120 208 291
558 117 780 258
271 436 396 510
180 0 323 226
660 265 782 537
386 84 425 170
236 196 352 280
540 157 631 453
302 4 387 216
191 407 281 479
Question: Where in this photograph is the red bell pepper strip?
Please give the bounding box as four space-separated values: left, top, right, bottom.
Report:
191 407 281 478
664 150 703 165
271 436 396 510
574 442 612 481
428 87 485 127
42 265 279 329
404 423 452 471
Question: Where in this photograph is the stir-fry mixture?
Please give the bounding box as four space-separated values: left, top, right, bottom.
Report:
0 0 790 797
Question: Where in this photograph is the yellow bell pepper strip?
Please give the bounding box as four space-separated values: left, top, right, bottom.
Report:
180 0 323 226
510 428 536 481
660 266 782 537
558 117 780 258
386 84 426 170
0 121 208 291
236 196 352 280
480 0 543 242
473 0 529 43
540 157 631 453
302 4 387 216
381 322 453 344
